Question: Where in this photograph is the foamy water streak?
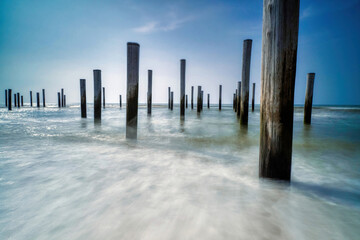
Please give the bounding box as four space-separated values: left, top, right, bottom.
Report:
0 105 359 239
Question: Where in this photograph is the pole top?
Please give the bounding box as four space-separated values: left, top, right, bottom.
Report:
127 42 140 47
244 39 253 42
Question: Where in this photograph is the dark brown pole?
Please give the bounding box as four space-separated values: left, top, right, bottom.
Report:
197 86 201 113
61 88 64 107
36 92 40 108
191 86 194 110
103 87 105 109
304 73 315 124
219 85 222 110
207 94 210 109
252 83 255 112
17 93 20 108
237 82 241 117
30 91 33 107
186 95 188 108
42 89 45 107
64 95 66 107
168 87 171 109
80 79 87 118
147 70 152 115
14 94 16 107
259 0 300 181
180 59 186 119
94 70 102 120
119 95 122 108
170 92 174 110
201 91 204 111
8 89 12 110
240 39 253 125
21 96 23 106
58 92 61 108
126 42 140 139
233 93 236 111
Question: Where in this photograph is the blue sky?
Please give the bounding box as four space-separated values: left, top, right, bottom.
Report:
0 0 359 105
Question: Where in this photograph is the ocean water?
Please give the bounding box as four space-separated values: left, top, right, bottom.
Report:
0 104 359 240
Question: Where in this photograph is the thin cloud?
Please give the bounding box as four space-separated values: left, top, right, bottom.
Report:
133 14 195 33
301 0 360 19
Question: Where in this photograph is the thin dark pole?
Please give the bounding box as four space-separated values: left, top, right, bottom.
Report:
147 70 152 115
30 91 33 107
21 96 23 106
197 86 201 113
252 83 255 112
219 85 222 110
36 92 40 108
237 82 241 117
234 89 237 112
8 89 12 110
17 93 20 108
186 95 188 109
207 94 210 109
14 94 17 107
170 92 174 110
5 90 7 107
58 92 61 108
304 73 315 124
240 39 253 125
61 88 64 107
168 87 171 109
94 70 102 120
80 79 87 118
42 89 45 107
191 86 194 110
64 95 66 107
120 95 122 108
103 87 105 109
180 59 186 119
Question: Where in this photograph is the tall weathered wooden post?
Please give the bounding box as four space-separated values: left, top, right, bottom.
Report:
57 92 61 108
170 92 174 110
252 83 255 112
21 96 23 106
197 86 201 113
30 91 33 107
17 93 20 108
168 87 171 109
191 86 194 110
61 88 64 107
14 94 17 107
186 95 188 108
237 81 241 117
36 92 40 108
64 95 66 107
233 93 236 110
240 39 253 125
219 85 222 110
147 70 152 115
80 79 87 118
119 95 122 108
8 89 12 110
126 42 140 139
5 90 7 107
207 94 210 109
42 89 45 107
259 0 300 181
94 70 102 121
304 73 315 124
180 59 186 119
103 87 105 109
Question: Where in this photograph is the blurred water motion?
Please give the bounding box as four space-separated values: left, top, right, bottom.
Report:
0 105 359 239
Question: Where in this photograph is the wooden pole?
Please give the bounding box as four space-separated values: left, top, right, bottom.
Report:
42 89 45 107
5 90 7 107
119 95 122 108
30 91 33 107
180 59 186 119
147 70 152 115
219 85 222 110
191 86 194 110
259 0 300 181
170 91 174 110
8 89 12 110
103 87 105 109
197 86 201 113
17 93 20 108
57 92 61 108
21 96 23 106
304 73 315 124
237 81 241 117
126 42 140 139
80 79 87 118
168 87 171 109
36 92 40 108
240 39 252 125
234 89 237 112
61 88 64 107
252 83 255 112
201 91 204 111
207 94 210 109
14 94 16 107
94 70 102 120
186 95 188 108
233 93 235 110
64 95 66 107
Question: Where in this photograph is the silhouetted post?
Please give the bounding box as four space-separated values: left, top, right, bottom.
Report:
5 90 7 107
197 86 201 113
21 96 23 106
234 89 237 112
186 95 188 108
103 87 105 109
36 92 40 108
207 94 210 109
30 91 33 107
168 87 171 109
240 39 253 125
201 91 204 111
147 70 152 115
259 0 300 181
233 93 236 110
61 88 64 107
180 59 186 119
191 86 194 110
80 79 87 118
64 95 66 107
170 92 174 110
57 92 61 108
304 73 315 124
17 93 20 108
94 70 102 120
252 83 255 112
126 42 140 139
237 81 241 117
219 85 222 110
8 89 12 110
14 94 16 107
42 89 45 107
119 95 122 108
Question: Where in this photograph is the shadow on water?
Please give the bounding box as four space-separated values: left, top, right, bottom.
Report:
291 181 360 207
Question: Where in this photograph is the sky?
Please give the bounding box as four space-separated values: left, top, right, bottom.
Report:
0 0 359 105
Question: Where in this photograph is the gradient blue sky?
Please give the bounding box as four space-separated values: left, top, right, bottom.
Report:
1 0 359 105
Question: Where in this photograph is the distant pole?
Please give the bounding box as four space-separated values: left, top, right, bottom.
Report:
180 59 186 119
170 92 174 110
8 89 12 110
64 95 66 107
17 93 20 108
14 94 16 107
57 92 61 108
219 85 222 110
186 95 188 108
42 89 45 107
237 81 241 117
94 70 102 121
147 70 152 115
191 86 194 110
80 79 87 118
207 94 210 109
201 91 204 111
233 93 236 110
252 83 255 112
61 88 64 107
5 90 7 107
126 42 140 139
234 89 238 112
168 87 171 109
30 91 33 107
103 87 105 109
197 86 201 113
21 96 23 106
36 92 40 108
240 39 253 125
259 0 300 181
304 73 315 124
119 95 122 108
